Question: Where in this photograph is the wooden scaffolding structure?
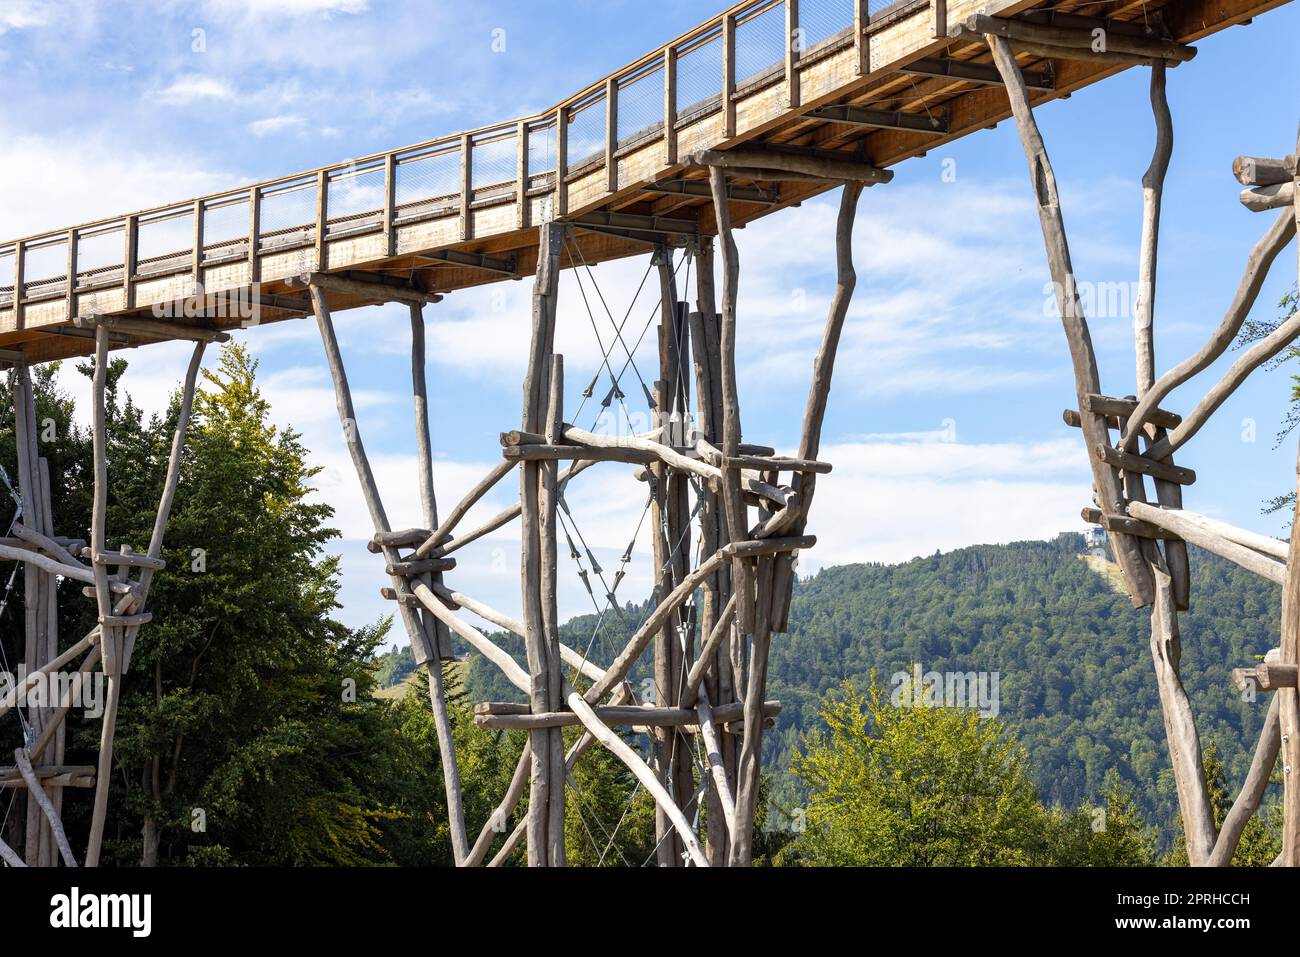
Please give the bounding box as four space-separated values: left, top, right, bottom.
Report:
0 324 221 867
977 23 1299 864
0 0 1294 867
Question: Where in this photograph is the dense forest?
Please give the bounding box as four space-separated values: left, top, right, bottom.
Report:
438 532 1281 849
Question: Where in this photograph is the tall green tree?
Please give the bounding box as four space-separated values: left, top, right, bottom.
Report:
787 678 1048 866
91 343 404 865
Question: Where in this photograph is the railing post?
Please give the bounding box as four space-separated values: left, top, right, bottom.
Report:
722 15 736 139
663 46 678 166
66 229 78 322
122 215 138 311
786 0 801 109
555 107 569 219
247 186 261 286
12 241 23 330
605 77 619 195
517 120 530 229
316 170 329 270
384 153 397 257
931 0 947 39
191 200 204 292
460 133 473 241
854 0 870 75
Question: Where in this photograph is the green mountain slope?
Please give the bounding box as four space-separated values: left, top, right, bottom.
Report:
767 533 1279 830
403 532 1280 841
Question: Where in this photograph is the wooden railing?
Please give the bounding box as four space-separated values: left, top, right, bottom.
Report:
0 0 944 331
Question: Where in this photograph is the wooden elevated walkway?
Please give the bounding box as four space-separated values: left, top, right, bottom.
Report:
0 0 1284 364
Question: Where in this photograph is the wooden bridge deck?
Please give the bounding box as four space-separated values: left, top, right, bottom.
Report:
0 0 1285 364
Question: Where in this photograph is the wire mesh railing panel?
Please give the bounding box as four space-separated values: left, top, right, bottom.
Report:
329 163 386 221
529 123 558 176
868 0 916 16
203 198 248 245
396 149 460 208
23 239 68 285
137 211 194 270
473 133 517 191
76 227 125 275
735 4 785 85
0 249 13 302
259 180 317 236
617 65 664 147
800 0 854 49
567 96 606 169
676 34 723 119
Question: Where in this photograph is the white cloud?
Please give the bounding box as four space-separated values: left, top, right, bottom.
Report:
0 128 230 240
202 0 369 17
248 114 306 137
0 0 51 32
798 434 1092 571
154 75 236 104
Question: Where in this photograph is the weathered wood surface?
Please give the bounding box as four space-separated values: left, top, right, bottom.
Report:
2 0 1278 370
987 33 1154 608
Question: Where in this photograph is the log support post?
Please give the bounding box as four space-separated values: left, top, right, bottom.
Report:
520 221 565 866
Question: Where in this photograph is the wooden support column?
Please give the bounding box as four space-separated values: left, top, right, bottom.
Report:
1132 63 1190 611
1282 121 1300 867
308 283 465 870
985 35 1154 608
408 301 470 866
541 354 565 866
656 248 696 863
691 238 735 865
771 182 863 633
650 379 677 866
85 325 120 868
520 221 564 866
707 169 754 638
13 364 51 864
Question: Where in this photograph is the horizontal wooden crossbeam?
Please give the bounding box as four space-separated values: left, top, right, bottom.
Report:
73 315 230 344
1082 394 1182 430
1097 445 1195 486
473 699 781 730
414 249 520 277
955 14 1198 64
644 179 780 205
898 57 1054 92
571 211 699 238
1081 507 1180 542
1234 154 1297 186
288 272 438 306
804 104 949 136
1232 663 1299 692
0 765 95 788
690 146 891 184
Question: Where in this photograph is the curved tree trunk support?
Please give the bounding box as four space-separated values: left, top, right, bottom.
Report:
408 301 470 866
985 34 1153 609
310 284 475 866
1283 167 1300 861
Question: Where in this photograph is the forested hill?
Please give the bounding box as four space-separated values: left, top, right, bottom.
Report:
435 533 1280 836
765 533 1279 828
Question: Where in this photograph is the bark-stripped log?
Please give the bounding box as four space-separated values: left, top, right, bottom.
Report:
985 34 1153 608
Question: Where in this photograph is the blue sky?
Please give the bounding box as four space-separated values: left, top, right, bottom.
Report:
0 0 1297 638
